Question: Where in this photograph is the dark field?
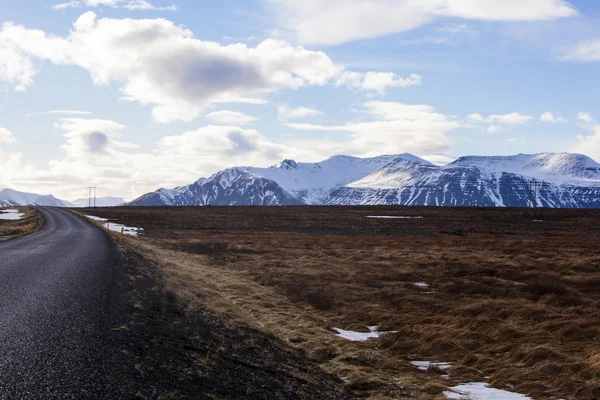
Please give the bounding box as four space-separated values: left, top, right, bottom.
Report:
73 206 600 399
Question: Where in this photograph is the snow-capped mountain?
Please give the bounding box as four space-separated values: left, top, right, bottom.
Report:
0 188 70 207
127 152 600 208
70 197 125 208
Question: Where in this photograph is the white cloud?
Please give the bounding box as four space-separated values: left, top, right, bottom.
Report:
267 0 577 45
278 105 322 120
0 13 341 123
287 101 462 157
468 112 532 132
1 13 418 124
468 112 532 125
158 125 285 160
0 24 39 91
27 110 93 117
572 125 600 162
54 118 138 155
540 112 568 124
487 125 503 133
437 24 476 34
53 0 177 11
577 112 594 122
562 39 600 61
336 71 421 93
206 110 258 125
0 127 16 143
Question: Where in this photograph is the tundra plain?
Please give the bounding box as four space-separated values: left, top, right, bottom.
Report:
72 206 600 399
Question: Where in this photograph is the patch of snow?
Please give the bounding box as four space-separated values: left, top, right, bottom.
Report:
366 216 423 219
444 382 532 400
532 220 543 222
0 209 24 220
85 215 143 237
414 282 429 287
411 361 453 371
332 326 396 342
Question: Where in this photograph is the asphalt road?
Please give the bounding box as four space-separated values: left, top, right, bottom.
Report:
0 207 124 398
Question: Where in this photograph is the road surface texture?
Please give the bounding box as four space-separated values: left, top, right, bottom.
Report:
0 207 352 399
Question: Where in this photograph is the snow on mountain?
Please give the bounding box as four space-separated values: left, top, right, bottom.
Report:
247 154 428 204
127 153 600 208
70 197 126 207
0 188 70 207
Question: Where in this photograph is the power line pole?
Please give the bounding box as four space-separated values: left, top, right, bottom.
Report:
88 187 98 208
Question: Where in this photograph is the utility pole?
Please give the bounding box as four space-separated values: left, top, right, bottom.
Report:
88 187 98 208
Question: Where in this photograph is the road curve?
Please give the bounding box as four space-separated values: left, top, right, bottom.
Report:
0 207 123 398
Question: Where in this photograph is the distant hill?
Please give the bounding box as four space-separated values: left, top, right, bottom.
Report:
0 188 70 207
70 197 125 208
127 152 600 208
0 188 125 208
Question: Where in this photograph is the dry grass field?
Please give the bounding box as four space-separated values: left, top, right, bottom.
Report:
0 207 43 241
73 206 600 399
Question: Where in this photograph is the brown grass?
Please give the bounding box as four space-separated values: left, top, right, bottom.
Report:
0 207 43 241
71 206 600 399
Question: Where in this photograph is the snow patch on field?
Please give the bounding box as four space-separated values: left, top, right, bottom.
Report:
84 215 143 237
411 361 452 371
444 382 532 399
414 282 429 287
366 216 423 219
332 326 396 342
0 209 24 220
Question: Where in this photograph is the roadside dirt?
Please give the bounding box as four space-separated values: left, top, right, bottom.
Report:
101 241 355 399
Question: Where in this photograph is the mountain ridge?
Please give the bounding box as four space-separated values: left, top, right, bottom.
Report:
127 152 600 208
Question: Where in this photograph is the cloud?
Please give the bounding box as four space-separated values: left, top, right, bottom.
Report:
0 24 39 91
577 112 594 122
540 112 568 123
54 118 138 155
562 39 600 61
572 125 600 162
468 112 532 132
27 110 93 117
0 13 341 123
336 71 421 93
53 0 177 11
487 125 503 133
158 125 285 159
0 127 16 143
468 112 532 125
206 110 258 125
287 101 462 156
278 105 322 120
267 0 577 45
437 24 477 34
1 13 420 123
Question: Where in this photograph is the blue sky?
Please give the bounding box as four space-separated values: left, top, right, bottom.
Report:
0 0 599 200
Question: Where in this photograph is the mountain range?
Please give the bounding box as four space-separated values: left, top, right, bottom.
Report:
0 189 124 208
127 152 600 208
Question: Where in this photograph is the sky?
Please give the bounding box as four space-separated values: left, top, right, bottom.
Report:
0 0 599 201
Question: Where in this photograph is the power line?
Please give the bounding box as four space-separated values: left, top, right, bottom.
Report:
87 187 97 208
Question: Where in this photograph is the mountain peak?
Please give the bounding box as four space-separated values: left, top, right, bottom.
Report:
278 159 298 169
